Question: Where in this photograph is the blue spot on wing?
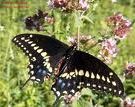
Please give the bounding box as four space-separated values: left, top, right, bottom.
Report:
61 82 65 88
58 78 62 84
29 63 51 83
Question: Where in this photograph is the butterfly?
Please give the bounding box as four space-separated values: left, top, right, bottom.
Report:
12 34 124 102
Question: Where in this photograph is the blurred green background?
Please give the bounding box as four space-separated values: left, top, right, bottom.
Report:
0 0 135 107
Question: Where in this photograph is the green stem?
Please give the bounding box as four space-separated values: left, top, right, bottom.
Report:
76 11 86 50
77 22 80 50
76 11 81 50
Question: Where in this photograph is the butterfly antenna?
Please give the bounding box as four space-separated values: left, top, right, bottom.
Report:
20 76 31 89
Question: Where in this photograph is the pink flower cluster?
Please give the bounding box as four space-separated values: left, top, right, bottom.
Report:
48 0 89 11
25 10 54 31
79 0 89 10
125 63 135 78
99 38 118 63
99 13 132 63
107 13 132 39
48 0 68 9
64 92 81 104
121 97 135 107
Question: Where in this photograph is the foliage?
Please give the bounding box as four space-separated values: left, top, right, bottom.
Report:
0 0 135 107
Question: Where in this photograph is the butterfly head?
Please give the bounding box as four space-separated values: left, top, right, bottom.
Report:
65 44 77 57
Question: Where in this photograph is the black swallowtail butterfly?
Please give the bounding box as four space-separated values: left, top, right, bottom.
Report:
12 34 124 102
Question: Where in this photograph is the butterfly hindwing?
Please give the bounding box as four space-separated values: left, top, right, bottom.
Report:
12 34 69 83
52 50 124 99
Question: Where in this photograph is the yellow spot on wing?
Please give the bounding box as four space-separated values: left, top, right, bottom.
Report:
91 72 95 79
31 44 36 47
109 88 112 91
87 83 90 86
34 46 39 50
98 85 101 88
32 57 36 61
52 88 56 91
96 74 100 79
46 63 50 69
14 38 16 41
26 50 29 53
29 54 32 56
25 39 29 42
85 71 89 77
63 91 67 94
102 76 105 81
37 49 43 53
21 37 25 40
66 74 70 79
45 58 49 62
30 35 33 37
109 72 113 76
70 72 74 76
49 67 52 72
75 69 78 75
93 84 96 87
107 77 110 83
119 91 122 94
41 52 47 57
28 41 33 44
56 91 60 96
30 70 34 75
31 76 36 80
112 81 116 86
61 73 67 77
16 40 19 42
114 90 117 92
79 70 84 76
29 64 33 69
104 86 107 89
71 89 75 93
44 62 47 66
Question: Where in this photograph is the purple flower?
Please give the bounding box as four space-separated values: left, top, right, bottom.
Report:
79 0 89 10
106 13 132 40
124 63 135 78
106 13 123 26
121 97 135 107
48 0 67 9
64 92 81 104
24 10 54 31
48 0 89 11
99 38 118 63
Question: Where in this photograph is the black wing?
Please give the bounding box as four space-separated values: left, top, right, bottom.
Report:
12 34 69 84
52 50 124 99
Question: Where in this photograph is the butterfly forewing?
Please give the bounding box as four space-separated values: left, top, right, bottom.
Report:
52 50 124 99
12 34 69 83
